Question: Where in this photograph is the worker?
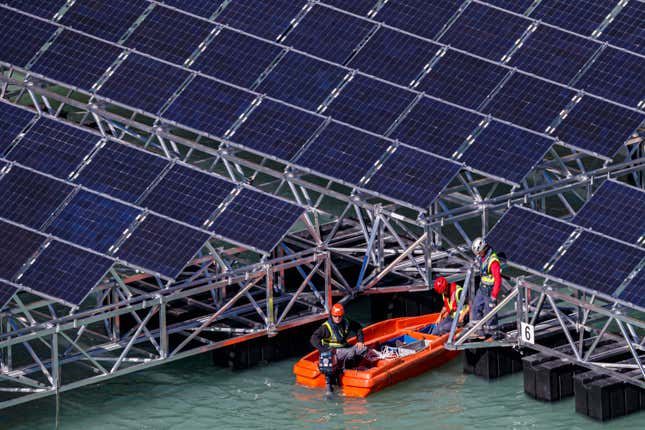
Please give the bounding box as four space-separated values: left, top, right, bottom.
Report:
470 237 502 337
310 303 367 369
431 277 468 335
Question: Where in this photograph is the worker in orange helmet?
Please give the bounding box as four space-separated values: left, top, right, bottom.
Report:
430 277 469 336
310 303 367 369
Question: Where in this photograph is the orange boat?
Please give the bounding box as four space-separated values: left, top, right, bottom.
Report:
293 313 461 397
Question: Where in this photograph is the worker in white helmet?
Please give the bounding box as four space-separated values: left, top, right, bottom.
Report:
470 237 502 337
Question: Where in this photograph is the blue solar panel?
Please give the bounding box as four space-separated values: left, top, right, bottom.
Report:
140 163 236 227
7 117 101 179
125 6 215 64
485 206 577 270
484 73 575 131
509 26 600 84
459 121 553 184
348 28 441 87
59 0 148 43
293 122 390 185
364 146 461 209
46 191 141 253
17 240 113 305
0 220 46 280
231 99 325 161
0 8 57 67
620 268 645 308
574 47 645 108
4 0 66 19
209 188 304 252
0 166 73 229
483 0 535 14
116 214 211 278
282 5 374 64
389 97 482 158
98 54 190 114
320 0 379 16
162 76 255 137
0 280 18 309
573 180 645 245
530 0 618 37
373 0 463 40
73 140 169 203
439 3 530 61
419 50 509 110
324 75 416 135
0 102 35 156
190 28 283 88
161 0 226 18
600 1 645 56
552 96 644 158
215 0 306 40
257 52 347 111
549 231 645 294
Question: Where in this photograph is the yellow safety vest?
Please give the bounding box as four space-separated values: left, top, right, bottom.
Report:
443 285 463 318
480 250 500 286
321 319 349 348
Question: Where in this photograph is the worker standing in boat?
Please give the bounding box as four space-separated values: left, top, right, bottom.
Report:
470 237 502 337
431 277 468 335
310 303 367 369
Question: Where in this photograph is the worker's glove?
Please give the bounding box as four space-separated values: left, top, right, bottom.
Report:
488 297 497 309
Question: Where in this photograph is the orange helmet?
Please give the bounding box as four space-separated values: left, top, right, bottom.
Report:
434 277 448 294
331 303 344 317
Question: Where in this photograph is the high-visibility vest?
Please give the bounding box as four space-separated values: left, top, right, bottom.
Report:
480 250 500 286
442 285 463 318
321 319 349 348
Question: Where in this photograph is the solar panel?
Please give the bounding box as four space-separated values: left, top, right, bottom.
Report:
485 206 577 270
115 214 211 278
257 52 347 111
162 76 255 138
573 180 645 245
529 0 618 37
323 75 416 135
0 102 35 156
363 146 461 209
190 28 283 88
282 5 374 64
390 97 483 158
46 190 141 253
209 188 304 252
73 140 169 203
124 6 215 64
600 1 645 56
483 0 535 14
373 0 463 40
97 54 190 114
549 231 645 294
552 96 644 158
509 25 600 84
574 47 645 108
293 122 390 185
348 28 441 87
320 0 380 16
0 8 57 67
59 0 148 43
18 240 113 305
419 50 509 110
140 163 236 227
0 166 73 229
231 99 325 161
7 117 101 179
0 280 18 309
4 0 66 19
0 220 46 280
483 73 575 131
439 3 530 61
214 0 306 40
161 0 226 18
459 121 553 184
620 268 645 308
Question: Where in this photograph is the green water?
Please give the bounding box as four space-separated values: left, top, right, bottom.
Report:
1 353 642 430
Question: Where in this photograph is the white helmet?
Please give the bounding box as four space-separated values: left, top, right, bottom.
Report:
471 237 486 254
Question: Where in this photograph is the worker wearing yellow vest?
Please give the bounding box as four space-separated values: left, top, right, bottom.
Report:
310 303 367 369
431 277 469 335
470 237 502 337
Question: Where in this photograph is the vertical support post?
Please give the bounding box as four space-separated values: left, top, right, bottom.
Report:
325 252 332 313
423 220 432 288
377 208 385 272
111 286 120 342
51 331 60 391
6 319 12 370
481 204 488 237
159 299 168 359
266 266 275 335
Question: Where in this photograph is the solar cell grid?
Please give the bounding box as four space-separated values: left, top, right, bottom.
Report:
419 50 509 110
214 0 306 40
529 0 618 37
46 191 141 253
209 188 304 252
0 220 46 280
116 214 211 278
620 268 645 308
0 280 18 309
348 28 441 87
18 240 113 305
232 99 325 161
323 75 416 135
600 1 645 56
73 140 169 203
0 102 35 156
7 117 101 179
162 76 255 138
4 0 66 19
59 0 149 42
0 8 57 67
140 163 236 227
320 0 380 16
482 0 535 14
0 166 73 230
373 0 463 40
161 0 226 18
363 146 461 209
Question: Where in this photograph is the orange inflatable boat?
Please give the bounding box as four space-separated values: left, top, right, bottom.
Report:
293 313 460 397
